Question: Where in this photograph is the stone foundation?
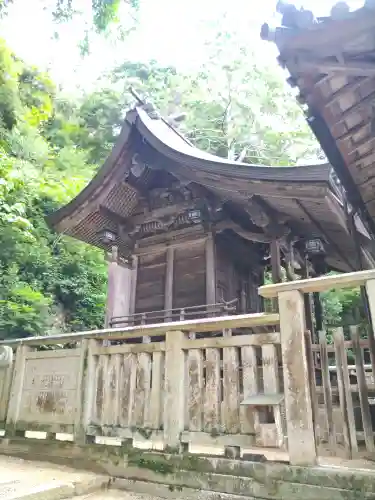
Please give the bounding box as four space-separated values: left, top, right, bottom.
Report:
0 438 374 499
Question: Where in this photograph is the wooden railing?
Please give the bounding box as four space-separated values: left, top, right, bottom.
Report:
259 268 375 463
0 313 285 460
309 327 375 457
0 269 375 469
110 299 238 327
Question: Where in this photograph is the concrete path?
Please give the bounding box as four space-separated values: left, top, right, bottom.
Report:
0 455 110 499
75 493 165 500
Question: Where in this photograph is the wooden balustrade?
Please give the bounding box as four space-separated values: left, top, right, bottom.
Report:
259 268 375 463
110 299 239 327
0 270 375 467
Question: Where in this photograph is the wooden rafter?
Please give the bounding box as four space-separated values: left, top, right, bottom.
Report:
296 59 375 77
331 91 375 126
336 122 368 142
347 135 375 156
323 77 369 108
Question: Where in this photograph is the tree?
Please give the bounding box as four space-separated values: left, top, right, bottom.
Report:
0 39 107 338
0 0 139 33
0 29 363 339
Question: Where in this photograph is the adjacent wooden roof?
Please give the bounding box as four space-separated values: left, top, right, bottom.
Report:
48 106 375 271
261 2 375 236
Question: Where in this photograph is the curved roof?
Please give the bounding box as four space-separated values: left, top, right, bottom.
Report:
48 105 374 272
261 2 375 237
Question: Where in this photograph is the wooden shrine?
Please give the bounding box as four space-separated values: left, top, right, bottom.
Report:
261 0 375 239
48 103 375 328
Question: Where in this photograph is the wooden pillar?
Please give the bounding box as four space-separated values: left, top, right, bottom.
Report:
76 339 97 444
6 345 31 435
240 280 247 313
364 279 375 381
163 330 186 450
206 232 216 310
270 239 282 312
105 246 118 328
302 256 315 341
105 246 133 328
278 289 316 466
164 247 174 321
129 254 138 317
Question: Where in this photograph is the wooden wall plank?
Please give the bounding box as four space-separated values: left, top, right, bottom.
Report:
164 330 186 448
222 346 240 433
187 348 204 431
101 354 117 426
74 340 88 441
133 352 151 427
332 328 355 456
262 344 283 447
351 326 374 452
92 354 106 425
304 331 319 444
335 327 358 455
112 354 122 426
240 346 259 435
148 351 164 429
119 353 136 428
204 348 221 433
319 331 336 450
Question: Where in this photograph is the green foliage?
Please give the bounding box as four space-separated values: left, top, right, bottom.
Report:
0 19 362 339
0 39 106 338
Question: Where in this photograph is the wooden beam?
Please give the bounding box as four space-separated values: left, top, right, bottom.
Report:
259 269 375 299
134 235 207 256
135 225 206 250
215 220 272 243
1 312 281 346
296 59 375 77
131 201 196 225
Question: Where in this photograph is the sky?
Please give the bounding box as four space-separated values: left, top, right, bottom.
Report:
0 0 364 91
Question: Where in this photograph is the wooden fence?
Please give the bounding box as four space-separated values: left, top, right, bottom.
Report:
259 268 375 462
1 269 375 468
0 313 290 460
309 327 375 458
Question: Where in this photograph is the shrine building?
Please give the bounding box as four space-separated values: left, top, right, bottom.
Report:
47 103 375 329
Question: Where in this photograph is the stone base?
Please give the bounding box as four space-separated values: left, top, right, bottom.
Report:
0 438 374 499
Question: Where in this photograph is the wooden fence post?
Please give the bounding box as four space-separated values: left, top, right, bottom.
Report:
75 339 97 444
74 339 93 444
278 289 316 465
164 330 186 451
6 345 31 435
